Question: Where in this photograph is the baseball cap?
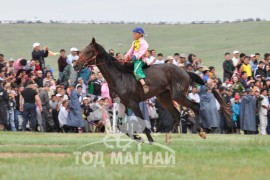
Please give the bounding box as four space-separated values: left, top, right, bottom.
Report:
166 56 174 60
233 50 239 54
250 54 255 58
180 54 186 58
256 74 262 78
78 77 83 81
56 94 63 97
33 43 40 48
70 47 78 52
69 83 75 87
83 97 88 101
98 97 105 101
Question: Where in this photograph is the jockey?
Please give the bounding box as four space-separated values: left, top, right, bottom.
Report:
124 27 149 94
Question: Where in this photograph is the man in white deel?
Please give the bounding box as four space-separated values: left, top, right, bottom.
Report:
66 47 79 65
188 86 200 103
259 89 269 135
232 50 240 67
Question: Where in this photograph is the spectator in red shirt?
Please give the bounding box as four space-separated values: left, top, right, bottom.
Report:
57 49 68 81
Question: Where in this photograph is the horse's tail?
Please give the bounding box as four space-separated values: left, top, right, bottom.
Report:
211 88 232 121
187 71 205 85
187 71 232 121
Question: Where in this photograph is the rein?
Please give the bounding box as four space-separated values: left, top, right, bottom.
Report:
79 51 128 67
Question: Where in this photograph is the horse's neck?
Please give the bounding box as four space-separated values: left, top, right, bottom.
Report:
96 56 119 87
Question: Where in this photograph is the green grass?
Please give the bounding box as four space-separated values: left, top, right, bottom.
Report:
1 22 270 78
0 132 270 180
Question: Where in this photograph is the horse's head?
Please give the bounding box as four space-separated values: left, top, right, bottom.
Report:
74 38 98 71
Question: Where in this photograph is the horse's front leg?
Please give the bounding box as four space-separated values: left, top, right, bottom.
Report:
130 103 154 144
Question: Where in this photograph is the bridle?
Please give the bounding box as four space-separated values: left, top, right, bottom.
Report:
78 50 129 69
79 51 101 68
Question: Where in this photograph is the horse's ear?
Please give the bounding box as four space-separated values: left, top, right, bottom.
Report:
91 38 96 44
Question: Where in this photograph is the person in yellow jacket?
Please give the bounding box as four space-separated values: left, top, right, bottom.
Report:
241 56 252 77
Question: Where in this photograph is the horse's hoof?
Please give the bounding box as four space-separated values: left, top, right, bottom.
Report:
148 140 154 145
199 131 206 139
165 133 171 144
133 135 145 143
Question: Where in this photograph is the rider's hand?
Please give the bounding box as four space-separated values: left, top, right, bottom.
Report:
132 55 137 60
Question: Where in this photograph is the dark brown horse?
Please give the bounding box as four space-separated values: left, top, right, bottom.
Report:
74 38 229 143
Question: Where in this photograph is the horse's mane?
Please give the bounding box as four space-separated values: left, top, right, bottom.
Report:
95 43 135 74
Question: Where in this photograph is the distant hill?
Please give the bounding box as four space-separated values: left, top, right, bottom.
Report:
0 22 270 78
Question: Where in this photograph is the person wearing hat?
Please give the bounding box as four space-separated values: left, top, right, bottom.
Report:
39 82 55 132
232 50 239 67
232 95 241 134
202 66 210 82
124 27 150 94
195 65 204 79
250 53 258 72
32 42 48 70
81 97 92 132
66 47 79 65
179 54 187 66
61 59 78 87
240 88 257 134
199 85 220 133
76 77 87 96
66 82 85 131
165 56 174 64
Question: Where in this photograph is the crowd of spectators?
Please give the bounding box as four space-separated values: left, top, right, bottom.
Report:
0 44 269 135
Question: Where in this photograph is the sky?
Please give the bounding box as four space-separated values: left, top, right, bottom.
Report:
1 0 269 22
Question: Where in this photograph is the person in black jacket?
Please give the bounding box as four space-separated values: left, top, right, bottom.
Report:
32 43 49 70
254 61 265 80
223 52 235 82
0 80 9 130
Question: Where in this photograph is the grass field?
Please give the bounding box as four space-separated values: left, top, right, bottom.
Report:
1 22 270 78
0 132 269 180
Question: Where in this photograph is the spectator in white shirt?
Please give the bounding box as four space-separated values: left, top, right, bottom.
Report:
147 49 156 65
173 53 180 66
66 47 79 65
154 53 164 64
232 50 239 67
259 89 269 135
188 86 200 103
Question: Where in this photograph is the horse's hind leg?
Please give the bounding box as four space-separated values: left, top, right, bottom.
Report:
173 95 206 139
156 90 181 144
156 90 181 132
